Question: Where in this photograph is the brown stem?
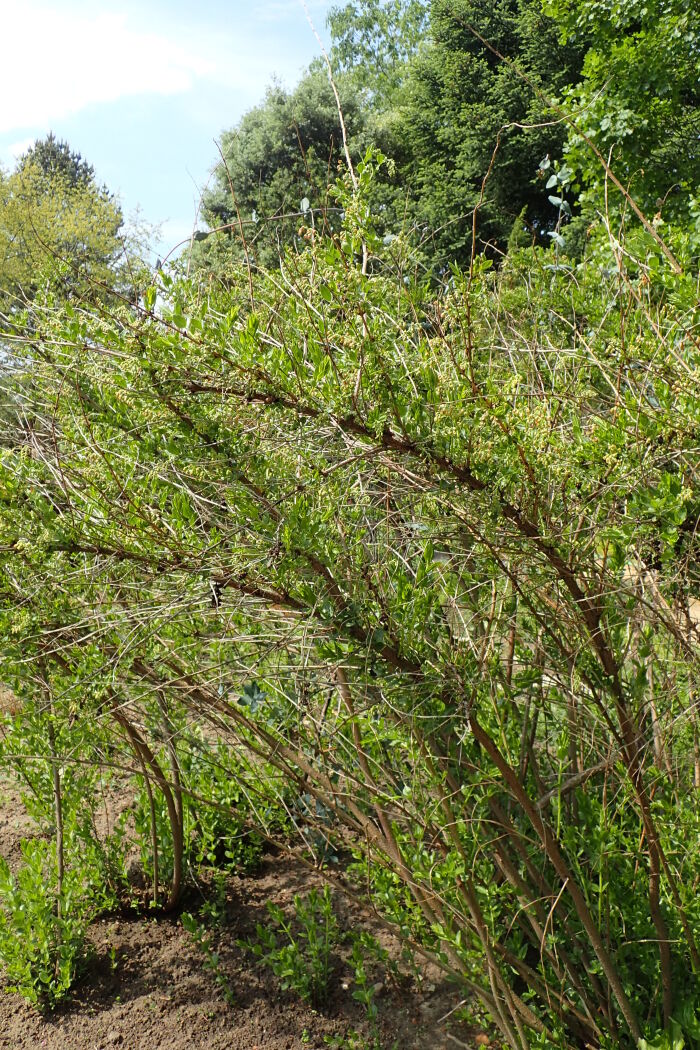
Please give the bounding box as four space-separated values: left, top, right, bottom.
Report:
470 713 642 1042
129 738 159 907
46 716 64 925
111 706 183 912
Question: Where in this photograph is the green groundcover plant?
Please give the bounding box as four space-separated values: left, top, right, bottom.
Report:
245 885 340 1007
0 839 102 1009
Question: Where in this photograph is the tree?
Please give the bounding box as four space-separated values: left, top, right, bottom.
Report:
191 0 697 279
190 69 375 274
189 3 429 280
192 0 588 279
543 0 700 231
17 132 97 189
0 136 126 315
328 0 428 96
389 0 586 268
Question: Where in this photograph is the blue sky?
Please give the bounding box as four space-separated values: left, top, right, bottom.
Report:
0 0 333 259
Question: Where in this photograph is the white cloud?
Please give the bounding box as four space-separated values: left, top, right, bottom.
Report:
4 138 35 162
0 2 214 134
0 1 335 137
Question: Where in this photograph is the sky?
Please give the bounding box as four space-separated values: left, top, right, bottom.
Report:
0 0 333 259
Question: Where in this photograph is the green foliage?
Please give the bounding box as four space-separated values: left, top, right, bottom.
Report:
1 139 699 1049
190 0 699 278
0 839 102 1009
17 132 101 190
340 931 399 1049
0 9 698 1050
181 910 236 1007
246 887 340 1007
0 137 128 313
325 1034 375 1050
640 1003 700 1050
542 0 700 230
0 702 130 899
191 0 589 275
349 849 428 944
393 0 586 267
328 0 428 95
326 1026 397 1050
190 68 378 274
0 692 127 1008
133 732 268 888
325 929 399 1050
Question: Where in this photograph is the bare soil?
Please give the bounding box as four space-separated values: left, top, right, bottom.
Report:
0 783 487 1050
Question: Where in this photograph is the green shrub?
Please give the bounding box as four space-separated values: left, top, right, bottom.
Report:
246 886 339 1007
3 146 699 1050
0 839 101 1009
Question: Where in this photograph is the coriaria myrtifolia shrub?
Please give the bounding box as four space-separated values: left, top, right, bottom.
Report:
1 153 698 1045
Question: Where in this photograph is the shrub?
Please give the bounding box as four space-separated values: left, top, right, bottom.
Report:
246 886 340 1007
1 152 698 1047
0 840 101 1009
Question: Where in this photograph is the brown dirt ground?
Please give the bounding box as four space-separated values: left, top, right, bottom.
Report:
0 783 489 1050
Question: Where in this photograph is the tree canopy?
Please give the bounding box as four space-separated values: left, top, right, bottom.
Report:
16 132 99 189
393 0 586 264
0 135 127 315
543 0 700 234
190 68 379 275
190 0 698 277
328 0 428 94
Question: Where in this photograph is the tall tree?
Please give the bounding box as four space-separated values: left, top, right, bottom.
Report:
190 68 386 274
17 132 97 189
192 0 586 279
189 2 429 280
543 0 700 230
328 0 428 96
0 136 126 315
394 0 586 268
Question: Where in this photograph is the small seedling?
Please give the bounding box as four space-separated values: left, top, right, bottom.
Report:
335 931 399 1050
349 937 378 1027
200 870 229 926
325 1031 397 1050
181 911 235 1007
244 885 339 1007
